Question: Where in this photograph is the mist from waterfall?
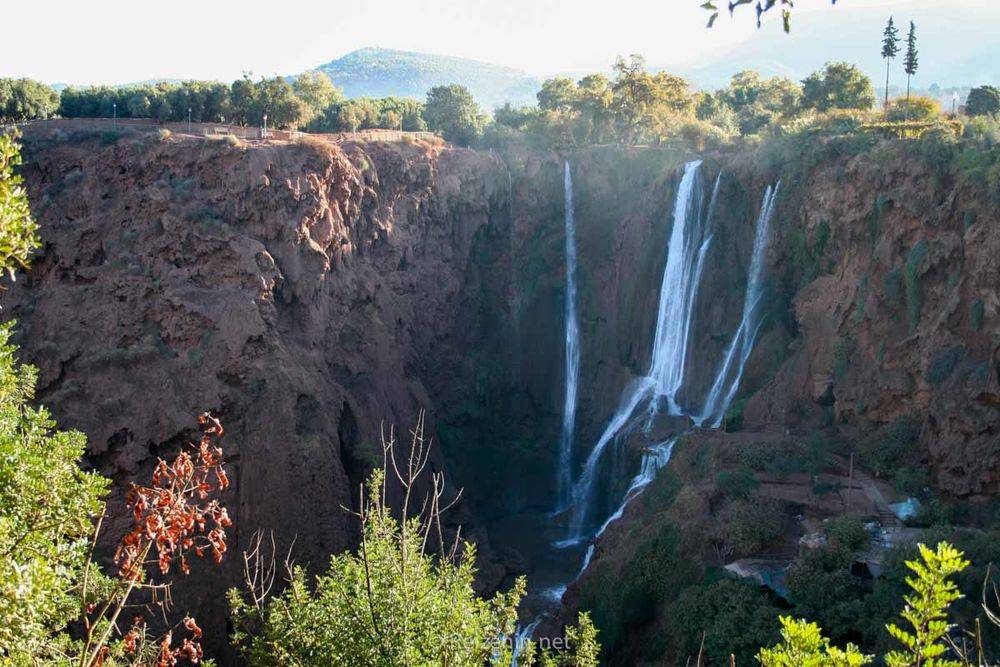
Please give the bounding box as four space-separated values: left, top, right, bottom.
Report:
697 182 781 428
556 161 582 509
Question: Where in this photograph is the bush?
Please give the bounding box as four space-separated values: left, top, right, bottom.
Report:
885 96 941 122
824 515 870 552
230 422 598 666
855 415 921 479
717 498 785 557
672 578 782 666
904 239 928 332
678 118 732 151
966 85 1000 117
716 468 760 499
926 346 963 386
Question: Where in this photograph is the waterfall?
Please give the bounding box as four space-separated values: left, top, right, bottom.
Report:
697 182 781 428
565 160 708 540
556 161 581 508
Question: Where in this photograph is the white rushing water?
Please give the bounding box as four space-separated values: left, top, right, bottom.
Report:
565 160 709 540
556 161 582 509
697 182 781 428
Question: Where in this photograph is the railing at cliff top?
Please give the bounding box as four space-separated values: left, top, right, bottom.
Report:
4 118 441 145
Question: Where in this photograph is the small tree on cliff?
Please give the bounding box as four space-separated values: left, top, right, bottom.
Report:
229 415 599 666
881 17 901 110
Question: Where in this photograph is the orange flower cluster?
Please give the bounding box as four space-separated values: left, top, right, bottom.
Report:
115 413 232 580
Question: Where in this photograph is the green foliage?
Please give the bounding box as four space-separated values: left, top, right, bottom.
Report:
231 462 599 666
758 616 872 666
802 62 877 113
423 84 485 146
904 239 928 333
0 78 60 123
717 498 784 557
886 96 940 122
716 468 760 499
885 542 969 667
970 298 984 331
723 397 746 432
903 22 919 80
230 74 309 129
824 516 870 552
292 71 344 127
230 471 524 666
966 86 1000 118
832 335 856 380
855 415 921 479
926 346 963 386
0 132 40 276
60 79 232 124
312 96 426 133
715 69 802 135
787 546 866 636
671 578 782 666
0 324 108 660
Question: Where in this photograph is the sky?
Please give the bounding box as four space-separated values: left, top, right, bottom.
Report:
0 0 984 85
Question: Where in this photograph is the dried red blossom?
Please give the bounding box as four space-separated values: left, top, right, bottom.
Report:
114 412 231 580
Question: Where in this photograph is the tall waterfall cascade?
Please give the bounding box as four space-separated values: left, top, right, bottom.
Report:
555 161 582 509
561 161 780 548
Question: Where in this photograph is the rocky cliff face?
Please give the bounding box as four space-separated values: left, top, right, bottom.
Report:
4 130 517 657
6 131 997 661
740 143 1000 496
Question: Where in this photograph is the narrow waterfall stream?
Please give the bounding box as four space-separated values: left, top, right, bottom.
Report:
511 161 780 641
555 161 581 509
698 182 781 427
564 160 716 542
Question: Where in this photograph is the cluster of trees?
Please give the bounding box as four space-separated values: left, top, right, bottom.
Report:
489 57 881 149
0 78 60 123
58 72 343 130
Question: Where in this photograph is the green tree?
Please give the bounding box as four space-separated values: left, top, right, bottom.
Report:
230 420 598 665
537 77 579 112
885 542 969 667
802 62 877 112
0 78 60 123
423 84 485 146
0 131 105 660
966 85 1000 117
758 616 872 666
292 71 343 126
672 578 782 665
903 22 919 112
611 55 692 144
881 17 901 109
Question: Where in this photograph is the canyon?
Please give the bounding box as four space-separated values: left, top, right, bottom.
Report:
4 125 998 661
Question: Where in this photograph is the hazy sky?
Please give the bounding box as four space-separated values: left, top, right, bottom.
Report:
0 0 980 85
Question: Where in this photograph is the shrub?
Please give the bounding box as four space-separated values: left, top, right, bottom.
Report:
966 85 1000 117
678 118 732 151
832 335 856 380
885 96 941 122
855 415 921 479
229 420 598 666
758 616 871 666
672 578 782 666
717 498 785 557
157 128 172 141
716 468 760 499
904 239 928 333
825 515 870 552
885 543 969 667
926 346 963 386
971 298 984 331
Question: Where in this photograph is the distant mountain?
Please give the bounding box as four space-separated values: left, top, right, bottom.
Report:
676 1 1000 92
314 48 540 110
